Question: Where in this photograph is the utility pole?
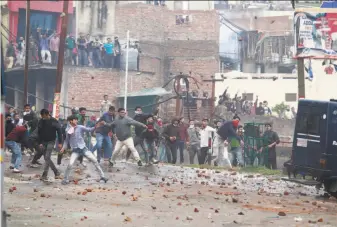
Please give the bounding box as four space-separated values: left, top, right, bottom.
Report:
124 30 130 110
203 75 224 119
297 58 305 99
53 0 69 119
23 0 30 104
175 78 181 116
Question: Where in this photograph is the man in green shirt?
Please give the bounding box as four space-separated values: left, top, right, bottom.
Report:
65 34 76 65
258 123 280 169
229 125 244 167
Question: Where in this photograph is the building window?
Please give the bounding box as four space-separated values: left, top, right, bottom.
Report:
285 93 297 102
242 93 254 101
176 15 191 25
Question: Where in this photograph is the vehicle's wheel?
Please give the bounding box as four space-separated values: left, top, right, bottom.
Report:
324 180 337 199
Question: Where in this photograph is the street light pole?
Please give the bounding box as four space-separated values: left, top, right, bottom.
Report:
175 78 181 116
23 0 30 105
53 0 69 119
124 30 130 110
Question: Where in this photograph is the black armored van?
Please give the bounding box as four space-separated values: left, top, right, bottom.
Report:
283 99 337 198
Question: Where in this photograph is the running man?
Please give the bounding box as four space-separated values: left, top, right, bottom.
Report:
34 109 63 181
109 108 147 167
60 115 108 185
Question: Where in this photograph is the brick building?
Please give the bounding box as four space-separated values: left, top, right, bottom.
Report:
5 1 74 41
4 3 219 120
72 3 220 119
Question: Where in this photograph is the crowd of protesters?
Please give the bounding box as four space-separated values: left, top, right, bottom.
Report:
4 93 281 185
4 28 140 70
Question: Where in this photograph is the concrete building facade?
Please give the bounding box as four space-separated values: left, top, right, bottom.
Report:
215 59 337 111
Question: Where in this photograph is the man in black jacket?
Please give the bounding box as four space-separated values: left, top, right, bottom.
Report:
162 118 180 164
23 104 38 133
5 114 15 137
217 119 243 145
125 106 158 161
27 111 45 168
35 109 62 181
142 115 160 165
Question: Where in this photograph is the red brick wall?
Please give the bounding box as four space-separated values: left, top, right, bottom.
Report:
169 58 219 94
63 67 161 113
166 10 220 41
73 3 220 119
115 4 168 42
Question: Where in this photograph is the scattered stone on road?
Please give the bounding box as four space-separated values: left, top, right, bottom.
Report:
3 156 337 227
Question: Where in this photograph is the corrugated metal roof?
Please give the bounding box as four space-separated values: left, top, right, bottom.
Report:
117 87 172 98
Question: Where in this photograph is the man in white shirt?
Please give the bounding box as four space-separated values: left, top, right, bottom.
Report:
100 95 112 115
199 118 216 165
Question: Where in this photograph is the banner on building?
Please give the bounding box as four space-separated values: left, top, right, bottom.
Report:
294 10 337 59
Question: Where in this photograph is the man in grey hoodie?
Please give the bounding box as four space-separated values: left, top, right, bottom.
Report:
187 119 200 164
108 108 147 167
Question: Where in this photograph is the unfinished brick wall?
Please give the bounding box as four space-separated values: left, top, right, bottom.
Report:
75 3 220 119
166 10 220 42
169 58 219 93
63 67 162 113
115 3 168 42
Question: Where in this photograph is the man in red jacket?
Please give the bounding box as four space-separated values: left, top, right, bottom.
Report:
177 117 189 164
5 123 28 173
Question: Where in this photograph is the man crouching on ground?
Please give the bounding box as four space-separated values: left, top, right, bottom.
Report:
60 115 108 185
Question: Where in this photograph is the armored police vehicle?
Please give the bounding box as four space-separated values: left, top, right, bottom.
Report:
283 99 337 198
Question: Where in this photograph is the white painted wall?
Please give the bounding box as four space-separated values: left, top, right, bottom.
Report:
215 59 337 109
166 1 214 10
219 9 293 19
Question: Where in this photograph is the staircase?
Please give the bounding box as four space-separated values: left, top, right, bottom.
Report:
182 105 211 121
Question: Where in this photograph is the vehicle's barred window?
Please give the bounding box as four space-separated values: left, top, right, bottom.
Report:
296 113 320 134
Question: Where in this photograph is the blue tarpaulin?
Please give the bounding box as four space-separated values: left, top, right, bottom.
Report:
321 1 337 8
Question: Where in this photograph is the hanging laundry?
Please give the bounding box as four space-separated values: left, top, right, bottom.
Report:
308 59 314 81
324 65 334 74
333 64 337 72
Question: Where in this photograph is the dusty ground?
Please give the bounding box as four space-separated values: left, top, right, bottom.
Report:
3 156 337 227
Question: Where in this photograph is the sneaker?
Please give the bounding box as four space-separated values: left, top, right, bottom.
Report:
151 159 159 164
33 161 43 166
55 172 62 179
109 159 115 167
29 164 39 168
61 180 69 185
100 177 108 183
40 175 48 181
137 160 143 167
13 168 21 173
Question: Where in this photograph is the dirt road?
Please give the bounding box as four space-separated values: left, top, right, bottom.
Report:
3 157 337 227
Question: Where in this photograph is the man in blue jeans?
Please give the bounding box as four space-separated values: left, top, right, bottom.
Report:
94 106 115 163
5 123 28 173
